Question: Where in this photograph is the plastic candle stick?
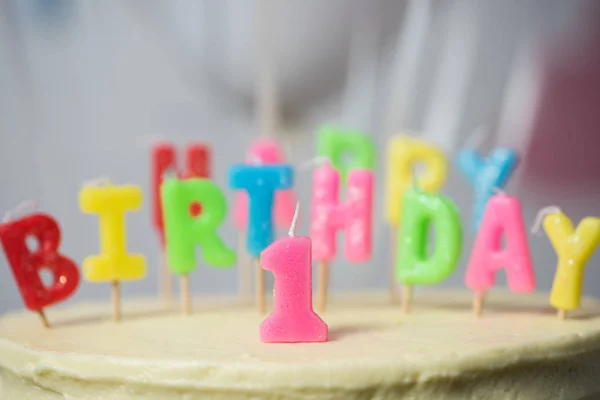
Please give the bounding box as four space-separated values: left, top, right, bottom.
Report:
260 204 328 343
0 212 80 328
464 192 535 317
161 178 236 313
316 125 375 183
384 135 447 303
151 142 210 302
533 207 600 319
396 187 462 313
456 147 518 231
229 164 293 313
310 160 374 312
80 182 146 321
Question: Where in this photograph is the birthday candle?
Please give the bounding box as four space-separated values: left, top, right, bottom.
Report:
233 138 296 230
0 212 80 327
317 125 375 183
229 164 294 258
464 192 535 316
310 161 374 263
456 147 518 230
536 208 600 317
384 135 447 227
260 204 328 343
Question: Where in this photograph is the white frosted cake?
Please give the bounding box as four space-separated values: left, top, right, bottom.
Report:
1 290 600 399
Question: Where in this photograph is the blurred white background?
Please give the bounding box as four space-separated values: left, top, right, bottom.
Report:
1 0 600 313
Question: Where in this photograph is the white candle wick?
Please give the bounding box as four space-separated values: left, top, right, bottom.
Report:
3 200 38 223
288 201 300 237
83 177 111 187
530 205 562 234
296 156 330 171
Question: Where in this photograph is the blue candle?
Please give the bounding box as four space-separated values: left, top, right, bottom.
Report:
229 164 294 257
456 148 518 231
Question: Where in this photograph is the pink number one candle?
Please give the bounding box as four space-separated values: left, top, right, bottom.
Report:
260 203 328 343
464 192 535 317
310 160 374 312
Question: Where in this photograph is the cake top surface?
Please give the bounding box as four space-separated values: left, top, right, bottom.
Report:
1 290 600 399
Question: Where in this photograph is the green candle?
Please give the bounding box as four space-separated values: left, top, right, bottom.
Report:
161 178 236 275
396 187 462 286
317 125 375 182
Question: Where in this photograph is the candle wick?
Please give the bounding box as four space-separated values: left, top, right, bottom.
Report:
83 177 111 187
288 201 300 237
492 187 506 196
531 205 562 234
3 200 38 223
249 154 263 165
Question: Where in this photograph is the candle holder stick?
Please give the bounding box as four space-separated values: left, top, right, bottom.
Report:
558 309 567 320
401 284 412 314
255 258 266 313
316 261 329 313
180 274 191 315
389 226 399 303
159 249 173 304
112 280 121 322
38 309 50 328
238 232 252 301
473 291 485 318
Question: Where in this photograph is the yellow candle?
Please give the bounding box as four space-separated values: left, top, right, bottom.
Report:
79 183 146 282
384 136 447 226
543 212 600 311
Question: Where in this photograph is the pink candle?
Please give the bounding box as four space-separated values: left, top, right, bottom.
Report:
233 139 296 230
260 233 327 343
465 193 535 296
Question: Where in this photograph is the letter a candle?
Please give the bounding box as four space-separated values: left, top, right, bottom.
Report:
79 180 146 321
465 192 535 317
161 178 236 314
0 205 80 328
532 206 600 320
310 159 374 312
151 142 210 302
395 186 462 313
260 203 328 343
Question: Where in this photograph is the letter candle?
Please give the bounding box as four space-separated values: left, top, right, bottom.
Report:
464 191 535 317
310 159 374 312
384 135 447 303
532 206 600 320
260 203 328 343
232 138 296 300
151 142 210 302
161 178 236 314
229 164 293 313
79 179 146 321
395 184 462 314
0 202 80 328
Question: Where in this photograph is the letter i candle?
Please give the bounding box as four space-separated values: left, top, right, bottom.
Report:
151 142 210 302
384 135 447 303
161 178 236 314
232 138 296 300
532 206 600 319
0 205 80 328
310 160 374 312
229 164 293 313
79 181 146 321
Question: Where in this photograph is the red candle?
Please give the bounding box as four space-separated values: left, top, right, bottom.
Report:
0 212 80 327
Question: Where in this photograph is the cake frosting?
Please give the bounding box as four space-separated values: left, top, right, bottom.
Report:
1 290 600 399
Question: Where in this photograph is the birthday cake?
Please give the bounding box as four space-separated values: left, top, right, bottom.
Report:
1 291 600 400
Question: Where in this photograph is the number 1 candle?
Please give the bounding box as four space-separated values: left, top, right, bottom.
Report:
229 164 293 313
260 203 328 343
79 181 146 321
533 207 600 319
0 210 80 328
310 160 374 312
161 178 236 314
384 135 447 303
